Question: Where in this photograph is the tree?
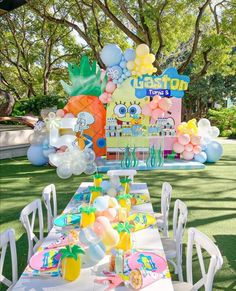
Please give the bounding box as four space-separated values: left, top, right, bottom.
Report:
0 5 82 104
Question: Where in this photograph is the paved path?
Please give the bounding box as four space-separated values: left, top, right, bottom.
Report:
216 137 236 145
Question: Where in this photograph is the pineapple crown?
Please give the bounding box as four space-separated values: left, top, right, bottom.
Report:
61 55 108 97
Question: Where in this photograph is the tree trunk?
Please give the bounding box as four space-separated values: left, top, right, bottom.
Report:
0 90 15 116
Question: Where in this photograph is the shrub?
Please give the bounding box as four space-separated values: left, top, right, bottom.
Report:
208 107 236 138
12 95 67 116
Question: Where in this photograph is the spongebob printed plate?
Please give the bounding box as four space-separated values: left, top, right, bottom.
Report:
53 213 81 227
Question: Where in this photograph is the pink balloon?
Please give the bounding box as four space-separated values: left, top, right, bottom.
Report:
102 208 117 222
152 108 164 120
173 142 184 153
193 145 201 154
99 92 109 104
149 100 158 110
191 134 201 145
100 69 106 82
185 143 193 152
182 150 194 160
178 134 191 145
56 109 65 118
142 104 152 116
106 81 116 93
158 98 172 111
153 95 161 103
93 216 111 236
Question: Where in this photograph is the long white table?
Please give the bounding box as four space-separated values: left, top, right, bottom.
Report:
13 182 174 291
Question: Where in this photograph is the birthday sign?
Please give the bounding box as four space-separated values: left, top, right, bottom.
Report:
130 67 190 99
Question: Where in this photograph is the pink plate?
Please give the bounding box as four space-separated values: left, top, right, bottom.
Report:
29 249 61 271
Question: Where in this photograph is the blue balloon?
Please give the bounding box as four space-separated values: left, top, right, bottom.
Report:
27 144 49 166
205 141 223 163
79 227 99 246
201 144 207 151
101 180 111 193
120 61 127 69
118 77 124 84
194 152 207 163
125 71 131 77
124 48 136 61
100 44 122 67
88 241 106 263
94 196 109 212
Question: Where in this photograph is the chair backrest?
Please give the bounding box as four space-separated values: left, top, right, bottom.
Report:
173 199 188 258
0 228 18 288
19 199 44 262
107 170 137 188
160 182 172 236
42 184 57 232
186 227 223 291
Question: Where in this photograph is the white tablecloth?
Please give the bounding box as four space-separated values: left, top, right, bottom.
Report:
13 182 173 291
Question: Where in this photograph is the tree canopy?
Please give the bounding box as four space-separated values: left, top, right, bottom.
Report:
0 0 235 117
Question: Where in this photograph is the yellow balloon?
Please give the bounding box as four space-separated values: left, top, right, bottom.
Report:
135 58 141 65
144 54 155 64
136 44 150 57
127 61 134 70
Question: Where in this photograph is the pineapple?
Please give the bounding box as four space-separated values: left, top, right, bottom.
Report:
61 56 108 156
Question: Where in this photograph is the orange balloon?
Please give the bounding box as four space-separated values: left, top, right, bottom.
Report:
64 95 106 156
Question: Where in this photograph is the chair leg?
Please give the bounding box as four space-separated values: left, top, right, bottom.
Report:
167 258 178 274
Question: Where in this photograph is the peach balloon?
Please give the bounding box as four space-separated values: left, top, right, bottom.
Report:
153 95 161 103
108 197 118 208
193 145 201 154
56 109 65 118
101 229 119 250
102 208 117 222
152 108 164 120
185 144 193 152
178 134 191 145
182 150 194 160
191 134 201 145
149 100 158 110
158 98 172 111
173 142 184 154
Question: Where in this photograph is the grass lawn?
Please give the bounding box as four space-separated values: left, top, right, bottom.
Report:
0 143 236 290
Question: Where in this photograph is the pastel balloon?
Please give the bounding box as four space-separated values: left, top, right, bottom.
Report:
153 95 161 103
124 48 136 61
178 134 191 146
210 126 220 138
158 98 172 111
102 208 117 222
79 227 99 246
101 229 119 249
152 108 164 120
88 241 106 263
182 150 194 160
127 61 135 70
205 141 223 163
100 44 122 67
108 197 118 208
94 196 109 212
185 144 193 152
136 44 150 56
194 152 207 163
100 180 111 193
149 100 158 110
198 118 211 129
191 134 201 145
193 145 201 154
173 142 184 154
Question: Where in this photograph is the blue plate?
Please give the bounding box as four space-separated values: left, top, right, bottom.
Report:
53 213 81 227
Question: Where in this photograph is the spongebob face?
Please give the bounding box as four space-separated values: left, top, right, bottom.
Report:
113 101 142 124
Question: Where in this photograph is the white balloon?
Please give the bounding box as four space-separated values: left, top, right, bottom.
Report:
83 148 96 163
84 162 97 175
71 160 85 175
198 118 211 129
57 162 72 179
210 126 220 139
107 187 117 197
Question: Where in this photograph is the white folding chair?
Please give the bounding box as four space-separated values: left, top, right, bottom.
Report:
19 199 44 262
156 182 172 237
161 199 188 281
173 227 223 291
107 170 137 188
0 228 18 289
42 184 57 232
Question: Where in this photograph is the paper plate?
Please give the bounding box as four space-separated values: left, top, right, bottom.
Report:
54 213 81 227
130 193 150 205
127 213 156 232
124 251 167 274
29 249 61 271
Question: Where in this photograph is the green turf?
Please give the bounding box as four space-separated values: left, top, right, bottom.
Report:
0 144 236 290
